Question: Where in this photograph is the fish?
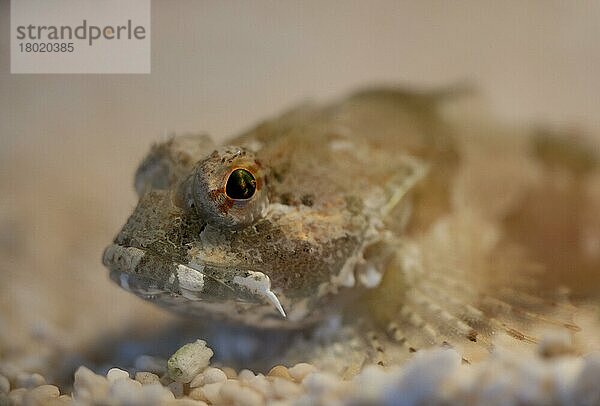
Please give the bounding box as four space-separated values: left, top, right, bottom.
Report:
103 87 598 370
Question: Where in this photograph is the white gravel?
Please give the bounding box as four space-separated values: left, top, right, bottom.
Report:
3 336 594 406
106 367 130 383
0 374 10 394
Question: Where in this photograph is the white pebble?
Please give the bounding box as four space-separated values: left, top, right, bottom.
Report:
16 372 46 389
139 382 176 403
135 355 167 375
168 340 214 383
189 373 205 389
73 366 110 402
271 377 303 399
265 401 289 406
106 367 130 383
165 398 208 406
135 371 161 385
109 377 142 404
573 353 600 405
222 367 237 379
243 374 273 398
189 387 208 401
200 381 224 404
220 379 264 406
0 363 19 382
384 348 461 405
8 388 27 405
302 372 341 394
238 369 255 381
289 363 317 382
0 374 10 394
189 367 228 389
349 364 393 401
203 367 227 384
22 384 60 404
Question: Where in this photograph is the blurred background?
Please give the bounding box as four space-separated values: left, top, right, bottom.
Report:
1 0 599 379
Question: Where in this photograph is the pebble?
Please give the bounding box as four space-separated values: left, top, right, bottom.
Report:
199 381 224 404
15 372 46 389
21 384 60 405
139 382 176 403
222 367 237 379
109 378 143 404
0 362 19 382
238 369 255 381
271 377 303 399
243 374 273 398
203 367 227 385
189 366 227 389
264 401 289 406
188 387 208 402
135 355 167 375
2 334 599 405
72 366 110 402
160 374 174 386
43 398 71 406
189 373 204 389
168 381 184 398
0 374 9 394
219 379 264 406
135 371 161 385
288 363 317 382
167 340 214 383
53 395 73 405
302 372 342 394
8 388 27 405
573 353 600 405
268 365 293 381
166 398 208 406
106 367 130 383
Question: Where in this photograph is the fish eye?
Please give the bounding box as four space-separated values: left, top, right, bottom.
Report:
226 168 256 200
179 146 268 229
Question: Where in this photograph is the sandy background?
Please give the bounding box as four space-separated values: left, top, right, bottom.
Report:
0 0 599 379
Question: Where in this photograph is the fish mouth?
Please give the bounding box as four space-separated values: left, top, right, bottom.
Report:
102 243 288 324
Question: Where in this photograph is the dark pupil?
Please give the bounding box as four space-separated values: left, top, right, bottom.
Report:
226 169 256 200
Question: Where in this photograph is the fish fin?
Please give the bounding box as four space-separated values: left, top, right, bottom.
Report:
361 214 580 365
348 81 475 110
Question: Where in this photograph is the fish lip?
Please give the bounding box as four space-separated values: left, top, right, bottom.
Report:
102 243 287 318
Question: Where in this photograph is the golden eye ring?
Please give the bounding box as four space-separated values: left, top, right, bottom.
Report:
183 146 268 229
